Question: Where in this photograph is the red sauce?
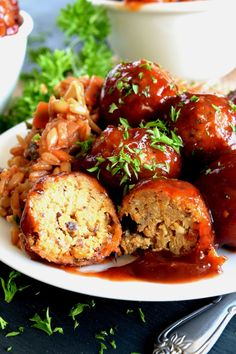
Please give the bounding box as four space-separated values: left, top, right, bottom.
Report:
0 0 20 37
62 250 225 284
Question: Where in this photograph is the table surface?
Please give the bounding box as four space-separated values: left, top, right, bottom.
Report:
1 1 236 353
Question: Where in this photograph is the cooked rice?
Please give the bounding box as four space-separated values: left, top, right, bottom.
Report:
0 76 103 247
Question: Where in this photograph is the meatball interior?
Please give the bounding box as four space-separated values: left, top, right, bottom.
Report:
120 179 214 256
20 172 121 266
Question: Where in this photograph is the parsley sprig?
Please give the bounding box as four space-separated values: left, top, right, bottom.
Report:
0 271 29 303
0 0 113 133
30 307 63 336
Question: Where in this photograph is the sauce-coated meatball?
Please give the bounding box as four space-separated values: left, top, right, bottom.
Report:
164 93 236 162
196 153 236 247
100 59 178 127
81 124 182 189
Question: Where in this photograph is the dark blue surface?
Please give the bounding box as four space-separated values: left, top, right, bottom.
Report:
0 1 235 353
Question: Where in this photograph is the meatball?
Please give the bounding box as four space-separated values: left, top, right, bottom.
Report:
119 178 215 256
196 152 236 247
163 93 236 162
20 172 122 266
81 124 182 189
100 59 178 127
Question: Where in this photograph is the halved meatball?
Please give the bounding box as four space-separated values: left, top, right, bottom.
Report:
119 178 215 256
20 172 122 266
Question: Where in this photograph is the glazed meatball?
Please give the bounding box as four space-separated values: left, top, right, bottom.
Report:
196 152 236 247
81 124 182 189
20 172 122 266
163 93 236 162
119 178 215 256
100 59 178 127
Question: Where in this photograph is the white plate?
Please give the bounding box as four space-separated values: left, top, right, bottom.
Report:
0 122 236 302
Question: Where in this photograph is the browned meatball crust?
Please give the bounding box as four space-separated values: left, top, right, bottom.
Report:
100 59 178 127
20 172 122 266
163 93 236 162
119 178 215 256
80 124 182 189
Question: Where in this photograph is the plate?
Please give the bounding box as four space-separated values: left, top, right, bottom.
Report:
0 122 236 302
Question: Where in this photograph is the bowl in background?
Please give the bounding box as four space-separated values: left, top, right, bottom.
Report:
0 10 33 114
93 0 236 82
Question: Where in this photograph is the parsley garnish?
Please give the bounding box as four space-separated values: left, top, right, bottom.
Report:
140 61 152 71
0 0 112 133
109 102 119 113
75 137 95 157
30 307 63 336
170 106 181 122
0 271 29 303
95 327 117 354
69 302 92 329
6 327 24 337
212 104 221 113
138 308 146 323
0 316 8 330
190 95 200 102
229 100 236 113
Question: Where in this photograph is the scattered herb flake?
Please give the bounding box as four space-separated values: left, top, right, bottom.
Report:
0 316 8 330
132 84 139 95
31 133 41 142
170 106 181 122
99 342 107 354
109 102 119 113
190 95 200 102
30 307 63 336
138 72 144 80
0 271 29 303
69 303 90 329
212 104 221 113
138 307 146 323
6 347 12 352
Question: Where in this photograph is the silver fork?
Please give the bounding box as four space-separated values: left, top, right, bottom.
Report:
153 293 236 354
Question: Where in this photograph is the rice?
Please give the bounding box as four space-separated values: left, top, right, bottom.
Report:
0 76 104 246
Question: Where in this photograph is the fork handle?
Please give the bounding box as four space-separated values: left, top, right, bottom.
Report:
153 293 236 354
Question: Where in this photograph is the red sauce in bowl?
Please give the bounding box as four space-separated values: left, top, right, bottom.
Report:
0 0 20 37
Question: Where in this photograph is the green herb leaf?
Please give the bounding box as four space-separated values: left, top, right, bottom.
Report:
138 307 146 323
0 316 8 330
0 271 29 303
69 303 90 329
30 307 63 336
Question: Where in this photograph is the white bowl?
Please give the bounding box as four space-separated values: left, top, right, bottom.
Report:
0 10 33 114
93 0 236 82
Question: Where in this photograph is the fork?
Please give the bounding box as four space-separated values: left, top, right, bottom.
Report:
153 293 236 354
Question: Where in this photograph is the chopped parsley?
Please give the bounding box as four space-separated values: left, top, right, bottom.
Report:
69 302 92 329
229 100 236 113
138 308 146 323
140 61 152 71
30 307 63 336
0 316 8 330
211 104 221 113
109 102 119 113
190 95 200 102
0 0 112 133
95 327 117 354
0 271 29 303
6 327 24 337
170 106 181 122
